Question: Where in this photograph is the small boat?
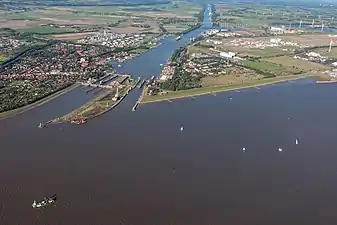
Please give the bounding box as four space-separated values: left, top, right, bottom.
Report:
242 147 246 151
295 138 299 145
160 63 163 67
118 64 122 67
32 194 57 208
180 126 184 131
176 35 182 41
278 148 283 152
38 122 44 128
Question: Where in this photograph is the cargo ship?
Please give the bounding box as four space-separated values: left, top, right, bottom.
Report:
32 194 57 208
71 118 87 125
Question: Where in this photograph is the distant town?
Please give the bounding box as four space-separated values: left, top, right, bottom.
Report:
2 0 337 118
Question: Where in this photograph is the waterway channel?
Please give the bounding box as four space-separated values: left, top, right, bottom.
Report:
2 4 337 225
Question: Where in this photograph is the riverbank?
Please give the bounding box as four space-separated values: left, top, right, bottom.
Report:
0 83 79 120
141 75 311 104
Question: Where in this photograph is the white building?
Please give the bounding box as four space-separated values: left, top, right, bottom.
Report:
270 26 285 33
219 52 235 58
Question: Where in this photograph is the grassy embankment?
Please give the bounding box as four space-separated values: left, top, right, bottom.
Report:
141 75 312 103
0 83 79 120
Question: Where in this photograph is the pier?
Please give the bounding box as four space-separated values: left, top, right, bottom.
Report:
99 74 118 85
81 83 114 89
132 86 147 111
134 77 141 88
94 73 111 84
138 80 146 89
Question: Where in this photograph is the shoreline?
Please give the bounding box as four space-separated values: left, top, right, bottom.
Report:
141 75 311 104
0 83 79 120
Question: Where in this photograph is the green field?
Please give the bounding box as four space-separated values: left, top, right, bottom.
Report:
17 26 75 34
142 75 311 103
0 53 9 63
213 2 337 29
265 56 330 71
243 60 284 72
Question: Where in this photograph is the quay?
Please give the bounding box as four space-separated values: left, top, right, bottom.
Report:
99 74 118 85
80 74 131 89
134 77 141 89
132 85 147 111
138 80 146 89
80 82 114 89
93 73 111 84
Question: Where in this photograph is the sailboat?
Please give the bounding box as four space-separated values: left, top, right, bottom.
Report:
295 138 299 145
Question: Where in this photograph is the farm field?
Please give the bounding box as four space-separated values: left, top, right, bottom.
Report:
1 1 202 35
213 2 337 29
265 56 330 71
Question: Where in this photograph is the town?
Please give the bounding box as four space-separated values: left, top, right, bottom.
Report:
0 41 118 112
77 31 154 48
142 27 337 102
0 25 162 113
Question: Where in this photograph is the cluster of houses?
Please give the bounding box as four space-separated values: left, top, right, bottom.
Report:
230 37 302 49
182 53 233 76
0 36 24 53
0 42 116 112
294 51 337 67
158 66 175 82
77 32 149 48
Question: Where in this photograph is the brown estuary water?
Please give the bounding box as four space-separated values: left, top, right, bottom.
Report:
2 5 337 225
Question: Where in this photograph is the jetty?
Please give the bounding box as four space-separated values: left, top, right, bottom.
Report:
134 77 141 88
138 80 146 89
132 85 147 111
